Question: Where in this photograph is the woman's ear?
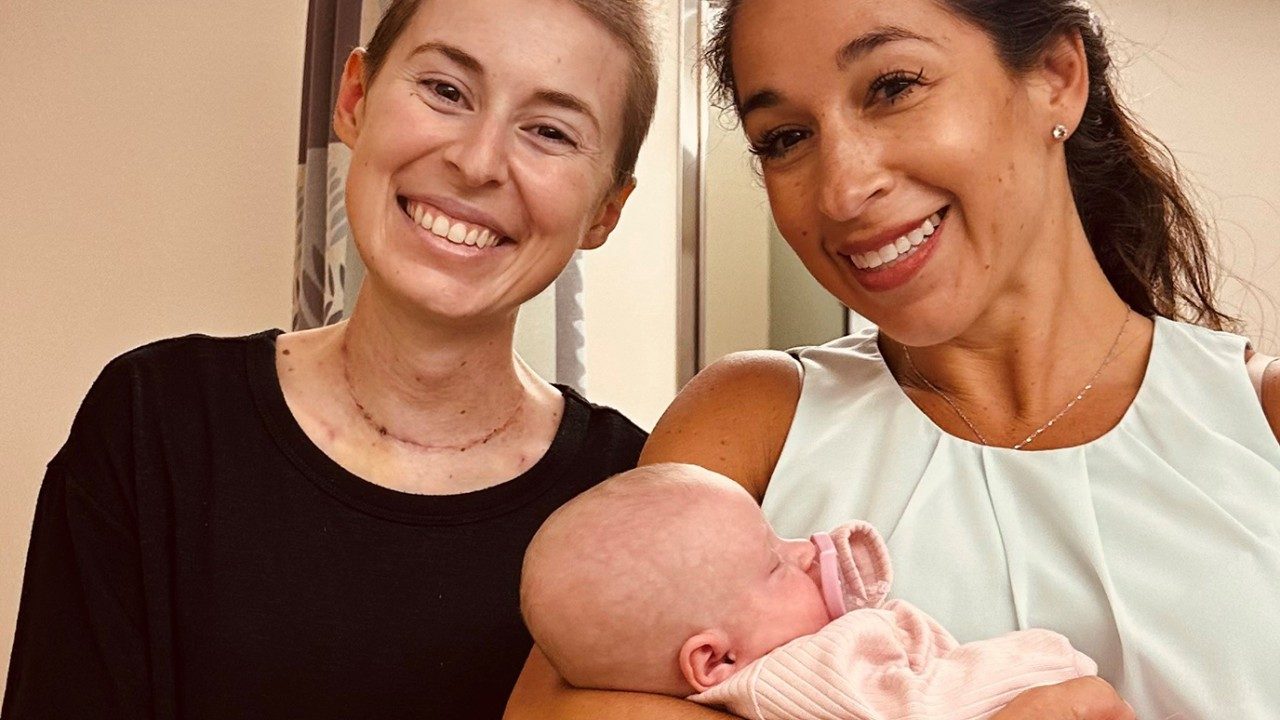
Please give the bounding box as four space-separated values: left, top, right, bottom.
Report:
333 48 370 148
678 630 739 693
1032 29 1090 139
581 177 637 251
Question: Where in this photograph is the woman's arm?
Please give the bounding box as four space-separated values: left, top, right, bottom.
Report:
990 677 1135 720
502 647 736 719
505 650 1136 720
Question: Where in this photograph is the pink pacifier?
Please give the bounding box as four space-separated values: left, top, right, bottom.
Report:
811 531 848 620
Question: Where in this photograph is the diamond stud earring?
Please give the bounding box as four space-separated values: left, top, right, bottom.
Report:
1052 124 1070 141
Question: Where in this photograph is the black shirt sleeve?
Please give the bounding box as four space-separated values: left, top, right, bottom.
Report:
4 362 153 719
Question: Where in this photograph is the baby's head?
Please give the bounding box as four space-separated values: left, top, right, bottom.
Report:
520 463 832 696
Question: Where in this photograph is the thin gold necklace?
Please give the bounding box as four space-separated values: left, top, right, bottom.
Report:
901 311 1132 450
340 342 525 453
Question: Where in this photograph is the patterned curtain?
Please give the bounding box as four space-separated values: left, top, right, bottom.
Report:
294 0 588 391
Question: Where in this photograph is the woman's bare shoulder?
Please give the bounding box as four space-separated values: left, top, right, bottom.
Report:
1245 347 1280 441
640 350 804 501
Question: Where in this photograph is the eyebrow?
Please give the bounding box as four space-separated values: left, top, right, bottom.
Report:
533 89 601 132
738 26 932 121
738 89 781 122
408 42 483 75
407 42 600 132
837 26 932 68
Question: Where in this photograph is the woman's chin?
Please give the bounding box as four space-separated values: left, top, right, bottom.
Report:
412 296 515 327
856 300 979 348
359 274 511 327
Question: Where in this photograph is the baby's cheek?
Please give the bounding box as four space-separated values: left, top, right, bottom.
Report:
807 599 832 633
793 587 832 634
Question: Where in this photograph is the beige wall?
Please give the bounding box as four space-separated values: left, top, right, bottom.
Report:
582 0 682 429
0 0 308 688
702 113 773 364
1100 0 1280 350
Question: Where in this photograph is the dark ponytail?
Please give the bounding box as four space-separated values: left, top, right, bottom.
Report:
706 0 1237 331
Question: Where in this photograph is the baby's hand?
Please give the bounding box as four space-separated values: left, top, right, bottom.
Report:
991 677 1134 720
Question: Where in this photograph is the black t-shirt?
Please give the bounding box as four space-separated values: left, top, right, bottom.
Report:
3 331 646 720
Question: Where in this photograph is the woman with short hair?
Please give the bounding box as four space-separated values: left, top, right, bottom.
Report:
4 1 660 717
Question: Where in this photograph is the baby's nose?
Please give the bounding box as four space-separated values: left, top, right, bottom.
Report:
781 538 818 570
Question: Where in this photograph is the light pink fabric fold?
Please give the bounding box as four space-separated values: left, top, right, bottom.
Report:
688 523 1096 719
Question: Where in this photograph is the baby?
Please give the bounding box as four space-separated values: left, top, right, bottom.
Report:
520 463 1096 720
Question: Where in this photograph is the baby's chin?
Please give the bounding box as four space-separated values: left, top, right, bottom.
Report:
740 612 831 665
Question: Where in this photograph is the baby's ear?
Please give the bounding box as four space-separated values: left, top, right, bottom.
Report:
678 631 739 693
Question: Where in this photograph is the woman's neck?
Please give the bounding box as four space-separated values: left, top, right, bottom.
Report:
332 284 537 444
885 215 1148 426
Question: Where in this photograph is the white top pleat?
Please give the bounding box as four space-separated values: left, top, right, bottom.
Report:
762 318 1280 720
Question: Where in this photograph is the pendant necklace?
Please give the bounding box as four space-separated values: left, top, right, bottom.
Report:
901 311 1132 450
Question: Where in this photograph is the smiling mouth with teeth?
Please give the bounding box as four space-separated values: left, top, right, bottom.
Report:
848 207 949 271
399 198 510 249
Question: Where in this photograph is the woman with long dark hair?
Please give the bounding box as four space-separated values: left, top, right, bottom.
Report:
506 0 1279 717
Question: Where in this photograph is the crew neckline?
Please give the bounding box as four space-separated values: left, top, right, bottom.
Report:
863 317 1164 455
244 329 591 525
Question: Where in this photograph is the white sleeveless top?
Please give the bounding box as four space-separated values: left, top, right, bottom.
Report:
763 318 1280 720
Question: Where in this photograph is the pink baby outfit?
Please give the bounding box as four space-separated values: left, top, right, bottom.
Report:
688 522 1096 720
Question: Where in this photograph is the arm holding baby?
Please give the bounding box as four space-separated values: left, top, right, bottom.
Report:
503 648 735 720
